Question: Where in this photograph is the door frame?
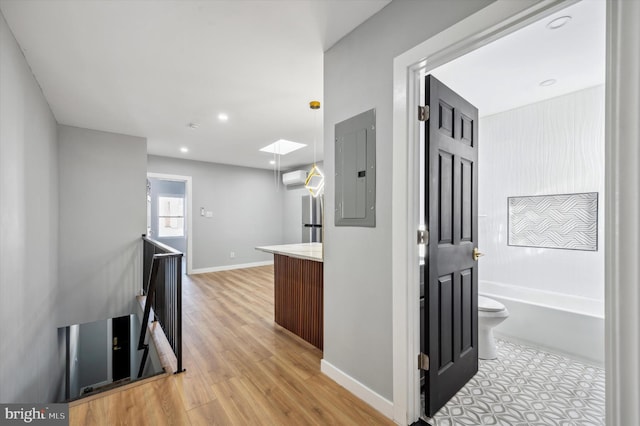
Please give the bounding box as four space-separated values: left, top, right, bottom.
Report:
392 0 638 424
147 172 193 275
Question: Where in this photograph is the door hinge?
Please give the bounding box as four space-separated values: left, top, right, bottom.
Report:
418 105 430 122
417 229 429 245
418 352 430 371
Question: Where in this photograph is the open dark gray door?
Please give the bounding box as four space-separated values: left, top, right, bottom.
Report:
422 74 479 417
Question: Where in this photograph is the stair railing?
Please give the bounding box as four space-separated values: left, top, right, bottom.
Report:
139 235 185 375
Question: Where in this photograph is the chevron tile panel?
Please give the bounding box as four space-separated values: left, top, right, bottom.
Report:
508 192 598 251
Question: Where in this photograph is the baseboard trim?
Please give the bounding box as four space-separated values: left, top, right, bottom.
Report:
190 260 273 274
320 359 394 420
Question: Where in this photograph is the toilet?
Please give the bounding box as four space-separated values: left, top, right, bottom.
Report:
478 296 509 360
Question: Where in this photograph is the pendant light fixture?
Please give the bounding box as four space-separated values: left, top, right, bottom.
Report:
305 100 325 197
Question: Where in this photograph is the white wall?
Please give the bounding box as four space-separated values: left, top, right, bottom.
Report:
478 86 605 314
605 3 640 424
324 0 494 401
0 11 60 403
147 155 283 271
58 125 146 327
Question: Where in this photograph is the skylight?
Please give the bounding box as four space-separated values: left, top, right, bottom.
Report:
259 139 306 155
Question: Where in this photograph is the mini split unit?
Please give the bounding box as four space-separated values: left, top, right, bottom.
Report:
282 170 307 186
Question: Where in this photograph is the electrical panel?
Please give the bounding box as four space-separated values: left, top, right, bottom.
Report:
335 108 376 227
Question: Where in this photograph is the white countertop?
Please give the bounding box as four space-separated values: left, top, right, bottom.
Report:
255 243 323 262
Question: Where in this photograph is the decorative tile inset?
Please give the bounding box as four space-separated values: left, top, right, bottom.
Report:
428 339 605 426
508 192 598 251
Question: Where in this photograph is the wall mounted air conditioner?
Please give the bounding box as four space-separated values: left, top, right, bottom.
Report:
282 170 307 186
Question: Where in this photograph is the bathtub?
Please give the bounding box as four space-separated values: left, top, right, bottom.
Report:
480 281 604 366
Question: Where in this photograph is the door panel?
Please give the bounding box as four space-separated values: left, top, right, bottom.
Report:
439 152 454 244
424 74 479 417
437 273 453 370
439 100 454 137
461 269 473 353
461 159 473 242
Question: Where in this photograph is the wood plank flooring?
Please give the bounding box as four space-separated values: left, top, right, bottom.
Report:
69 265 395 426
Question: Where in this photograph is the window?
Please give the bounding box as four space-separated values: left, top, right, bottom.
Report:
158 196 184 237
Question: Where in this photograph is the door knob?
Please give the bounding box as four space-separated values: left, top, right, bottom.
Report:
473 248 484 261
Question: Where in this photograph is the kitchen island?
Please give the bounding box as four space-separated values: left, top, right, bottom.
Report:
255 243 323 350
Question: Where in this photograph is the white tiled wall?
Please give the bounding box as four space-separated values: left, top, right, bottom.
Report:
479 85 605 315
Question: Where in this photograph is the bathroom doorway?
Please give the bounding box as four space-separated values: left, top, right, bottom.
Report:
392 0 608 423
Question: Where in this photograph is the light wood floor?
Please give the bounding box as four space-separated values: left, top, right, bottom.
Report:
69 265 395 425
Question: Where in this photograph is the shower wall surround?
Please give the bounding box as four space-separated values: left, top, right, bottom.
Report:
479 86 605 313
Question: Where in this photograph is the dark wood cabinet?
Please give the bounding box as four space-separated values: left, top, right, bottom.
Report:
273 254 323 350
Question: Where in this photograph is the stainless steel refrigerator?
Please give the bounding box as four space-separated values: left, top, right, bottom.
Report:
302 195 323 243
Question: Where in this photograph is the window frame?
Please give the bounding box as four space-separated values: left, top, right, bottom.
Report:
157 195 185 238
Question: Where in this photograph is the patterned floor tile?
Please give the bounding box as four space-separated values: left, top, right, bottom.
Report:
427 339 605 426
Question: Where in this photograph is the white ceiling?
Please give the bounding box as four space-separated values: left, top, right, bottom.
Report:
0 0 391 170
431 0 605 117
0 0 605 170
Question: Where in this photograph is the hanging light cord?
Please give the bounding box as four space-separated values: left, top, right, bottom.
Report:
305 101 324 197
310 101 320 166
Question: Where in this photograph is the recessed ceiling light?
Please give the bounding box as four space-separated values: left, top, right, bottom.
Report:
259 139 306 156
218 113 229 122
269 160 276 165
187 122 199 129
539 79 557 87
547 15 572 30
180 147 189 153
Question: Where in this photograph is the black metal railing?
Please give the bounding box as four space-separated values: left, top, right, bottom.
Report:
139 235 185 375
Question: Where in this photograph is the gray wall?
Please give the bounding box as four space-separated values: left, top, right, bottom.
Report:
147 155 283 270
78 320 108 389
281 162 324 244
0 11 61 403
67 325 80 400
58 125 147 327
323 0 495 400
149 178 187 253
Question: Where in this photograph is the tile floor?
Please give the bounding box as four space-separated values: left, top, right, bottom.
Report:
427 339 605 426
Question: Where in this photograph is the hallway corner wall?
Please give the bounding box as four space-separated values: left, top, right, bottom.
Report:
0 10 61 403
57 125 147 327
323 0 495 403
